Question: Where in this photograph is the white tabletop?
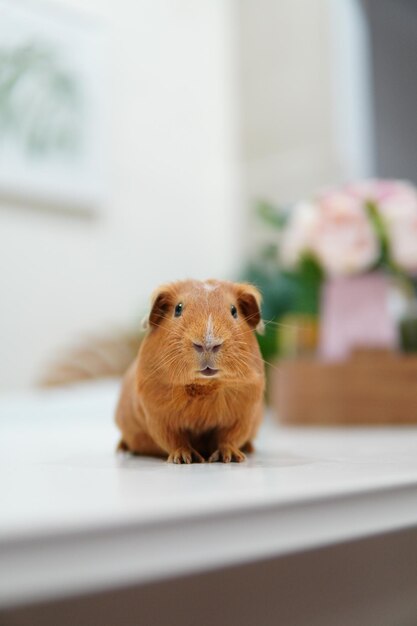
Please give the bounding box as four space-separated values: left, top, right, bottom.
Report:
1 380 417 608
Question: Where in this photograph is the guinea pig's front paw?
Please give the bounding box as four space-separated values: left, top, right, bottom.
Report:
168 446 205 464
209 445 246 464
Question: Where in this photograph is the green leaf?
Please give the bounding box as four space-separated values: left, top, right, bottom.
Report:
241 260 323 361
365 200 391 268
256 200 288 229
290 254 324 316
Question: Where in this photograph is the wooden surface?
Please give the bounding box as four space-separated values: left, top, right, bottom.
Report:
271 349 417 425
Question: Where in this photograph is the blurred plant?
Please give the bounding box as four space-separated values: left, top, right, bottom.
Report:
245 180 417 360
244 202 323 363
0 42 82 158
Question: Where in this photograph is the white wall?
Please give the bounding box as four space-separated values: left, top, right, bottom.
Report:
329 0 374 180
236 0 373 255
0 0 240 388
0 0 373 389
237 0 341 209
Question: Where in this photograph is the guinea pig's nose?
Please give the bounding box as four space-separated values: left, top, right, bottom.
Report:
193 341 222 354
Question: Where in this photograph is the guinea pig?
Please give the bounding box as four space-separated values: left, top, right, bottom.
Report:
115 279 265 463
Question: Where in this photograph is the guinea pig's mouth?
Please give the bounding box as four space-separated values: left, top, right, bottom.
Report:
198 367 219 377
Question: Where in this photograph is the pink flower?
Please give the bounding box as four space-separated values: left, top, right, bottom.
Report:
281 179 417 275
346 179 417 272
377 181 417 272
314 191 379 275
281 192 379 276
386 216 417 272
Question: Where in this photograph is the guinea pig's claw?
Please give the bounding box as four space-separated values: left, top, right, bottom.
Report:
209 445 246 463
168 447 204 464
208 449 220 463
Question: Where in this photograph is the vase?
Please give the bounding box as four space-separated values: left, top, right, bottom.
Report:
319 272 397 361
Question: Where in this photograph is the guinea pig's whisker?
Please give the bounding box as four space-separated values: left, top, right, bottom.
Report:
177 361 189 385
244 309 263 323
227 354 249 373
235 314 302 336
228 350 279 379
257 355 282 374
234 339 252 349
262 318 305 331
145 319 183 338
235 328 259 339
141 350 180 383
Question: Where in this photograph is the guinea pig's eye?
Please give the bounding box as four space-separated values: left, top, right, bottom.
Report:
174 303 183 317
230 304 238 319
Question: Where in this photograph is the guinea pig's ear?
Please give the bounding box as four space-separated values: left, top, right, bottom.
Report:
147 285 173 328
235 283 264 334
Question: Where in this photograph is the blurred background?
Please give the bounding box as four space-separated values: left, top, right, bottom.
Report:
1 0 417 392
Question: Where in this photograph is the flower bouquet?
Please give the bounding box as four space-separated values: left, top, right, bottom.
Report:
250 179 417 424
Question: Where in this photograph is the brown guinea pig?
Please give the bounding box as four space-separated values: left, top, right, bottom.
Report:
115 279 265 463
